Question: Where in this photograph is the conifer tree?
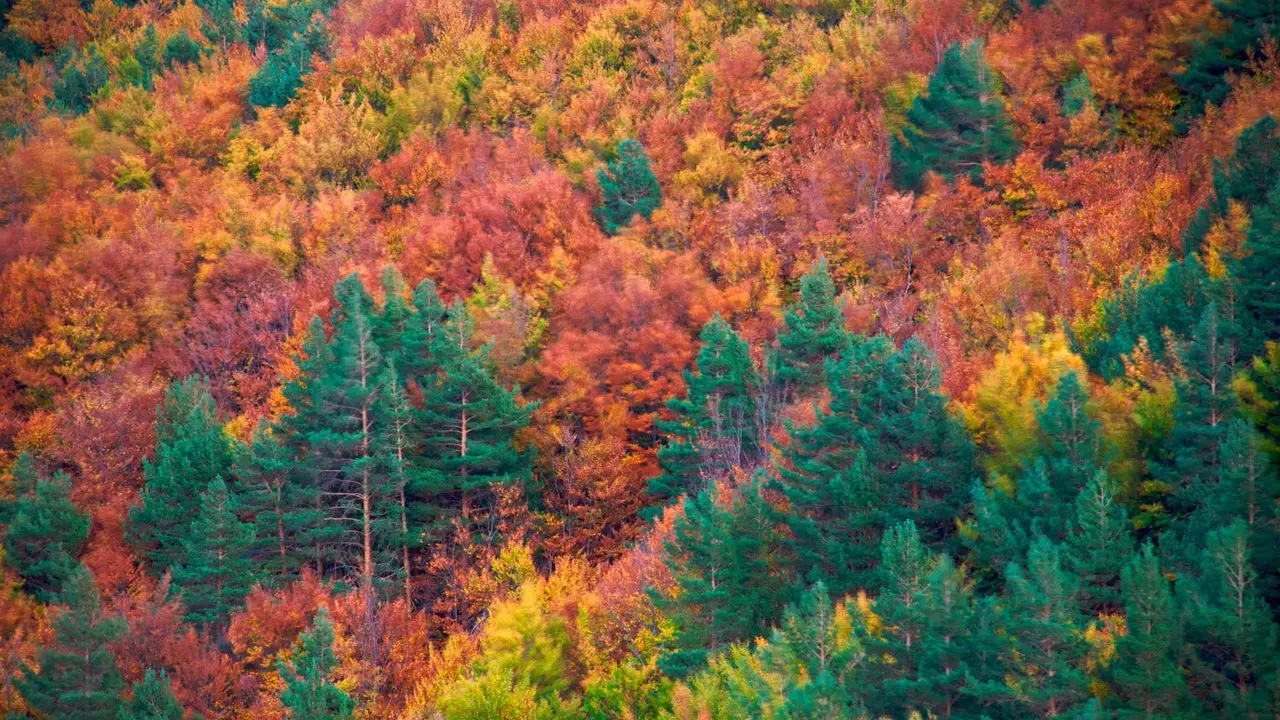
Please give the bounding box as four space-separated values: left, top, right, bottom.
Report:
3 469 90 603
234 422 308 582
398 277 447 382
16 566 126 720
648 315 761 513
999 538 1093 718
1177 2 1280 117
1109 544 1191 719
774 258 850 396
171 477 256 630
655 475 792 677
416 302 534 546
761 582 864 717
595 138 662 235
1234 180 1280 355
1065 470 1134 614
1184 115 1280 254
1034 371 1108 495
119 668 185 720
891 40 1019 190
277 607 355 720
129 377 234 576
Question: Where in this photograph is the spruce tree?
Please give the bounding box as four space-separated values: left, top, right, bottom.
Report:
128 378 234 576
416 302 534 547
1109 544 1191 719
891 40 1019 190
3 469 90 603
171 476 257 630
1176 1 1280 117
16 566 126 720
654 474 792 677
774 258 850 396
595 138 662 235
119 668 185 720
648 315 761 513
277 607 355 720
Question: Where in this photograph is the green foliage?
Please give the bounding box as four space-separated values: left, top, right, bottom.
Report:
3 468 90 603
16 566 126 720
1185 115 1280 256
1061 71 1095 118
118 668 186 720
277 607 356 720
1109 544 1190 719
161 30 204 69
891 40 1020 190
129 377 235 576
171 476 257 629
1234 177 1280 355
1176 0 1280 117
648 314 762 514
51 46 110 115
594 138 662 234
248 36 312 108
774 258 850 397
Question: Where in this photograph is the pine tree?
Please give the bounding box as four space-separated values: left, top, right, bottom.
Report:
234 422 309 582
1184 521 1280 716
760 582 864 717
1109 544 1191 719
595 138 662 235
654 474 792 677
3 469 90 603
416 302 534 547
16 566 126 720
1234 179 1280 355
891 40 1019 190
999 538 1093 718
774 258 850 396
648 315 761 513
118 668 185 720
1176 2 1280 117
1184 115 1280 254
277 608 355 720
247 34 312 109
1034 371 1108 496
161 29 203 69
171 477 256 630
128 377 235 576
1065 470 1134 614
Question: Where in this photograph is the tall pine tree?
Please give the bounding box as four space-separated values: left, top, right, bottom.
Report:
773 258 850 397
3 468 89 603
171 476 256 630
119 668 186 720
277 607 356 720
1108 544 1191 719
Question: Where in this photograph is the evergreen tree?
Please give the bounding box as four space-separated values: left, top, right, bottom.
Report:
891 40 1019 190
999 538 1093 718
594 138 662 235
171 476 257 630
118 668 185 720
1183 521 1280 716
161 29 203 68
128 377 235 576
416 302 534 547
1109 544 1191 719
398 277 447 382
3 469 90 603
234 422 309 582
648 314 761 513
16 566 126 720
1034 371 1108 495
277 607 355 720
654 474 792 677
1234 179 1280 355
0 451 38 523
774 258 850 396
1176 1 1280 117
51 46 109 115
1065 470 1134 614
1184 115 1280 255
762 582 864 717
247 34 312 109
130 25 160 90
1238 341 1280 472
1061 71 1096 118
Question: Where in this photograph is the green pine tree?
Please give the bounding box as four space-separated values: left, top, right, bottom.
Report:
1061 71 1096 118
118 668 185 720
1184 115 1280 254
128 377 235 576
171 476 257 630
595 138 662 235
1234 178 1280 355
277 607 355 720
16 566 126 720
1065 470 1134 614
234 422 309 582
1034 371 1109 496
648 314 762 513
1108 544 1192 719
3 469 90 603
654 474 792 677
1176 1 1280 117
161 29 204 68
774 258 851 397
891 40 1020 190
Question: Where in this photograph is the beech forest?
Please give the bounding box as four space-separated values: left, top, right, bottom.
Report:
1 0 1280 716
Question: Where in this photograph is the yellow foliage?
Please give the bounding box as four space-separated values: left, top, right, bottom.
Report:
673 132 743 206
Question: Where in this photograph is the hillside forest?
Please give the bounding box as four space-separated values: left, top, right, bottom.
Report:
2 0 1280 716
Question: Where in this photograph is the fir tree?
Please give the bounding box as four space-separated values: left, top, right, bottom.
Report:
594 138 662 235
1109 544 1191 719
16 566 126 720
3 469 90 603
774 258 850 396
1176 1 1280 117
277 607 355 720
171 476 257 630
128 377 235 576
648 314 761 513
654 474 792 677
118 668 185 720
891 40 1020 190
